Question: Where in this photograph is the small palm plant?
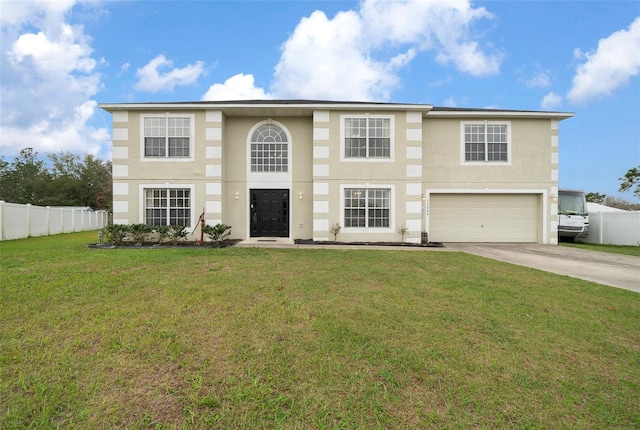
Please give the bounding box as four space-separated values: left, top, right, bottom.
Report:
154 225 171 245
202 223 232 244
168 225 187 245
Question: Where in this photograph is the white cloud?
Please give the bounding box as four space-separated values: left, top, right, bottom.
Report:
118 62 130 76
541 92 563 110
272 10 400 101
134 55 205 92
1 101 109 157
568 17 640 105
202 74 270 100
429 76 452 87
443 96 458 107
1 1 110 158
210 0 501 101
525 72 551 89
0 0 75 32
10 24 99 80
572 47 583 61
518 65 551 89
360 0 502 76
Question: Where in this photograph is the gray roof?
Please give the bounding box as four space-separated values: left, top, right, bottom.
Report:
99 99 573 119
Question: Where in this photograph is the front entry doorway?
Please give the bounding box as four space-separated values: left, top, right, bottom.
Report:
250 189 289 237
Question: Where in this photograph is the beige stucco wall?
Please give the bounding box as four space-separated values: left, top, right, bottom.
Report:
108 106 560 244
310 110 424 243
423 116 559 244
424 117 556 187
221 116 313 240
111 110 218 239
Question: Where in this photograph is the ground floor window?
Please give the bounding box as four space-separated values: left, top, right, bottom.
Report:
344 188 390 228
144 188 191 227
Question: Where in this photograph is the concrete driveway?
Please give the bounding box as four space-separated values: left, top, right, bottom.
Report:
447 243 640 293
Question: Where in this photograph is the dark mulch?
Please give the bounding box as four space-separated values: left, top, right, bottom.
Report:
88 239 445 249
87 240 241 249
294 239 445 248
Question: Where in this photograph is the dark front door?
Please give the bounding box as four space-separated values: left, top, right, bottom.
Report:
250 189 289 237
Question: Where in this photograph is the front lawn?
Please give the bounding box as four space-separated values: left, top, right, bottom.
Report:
1 232 639 429
561 241 640 257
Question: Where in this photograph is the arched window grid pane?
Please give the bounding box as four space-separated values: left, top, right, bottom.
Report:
251 124 288 172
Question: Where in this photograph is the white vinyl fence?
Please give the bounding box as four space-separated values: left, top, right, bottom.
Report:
582 211 640 246
0 201 109 241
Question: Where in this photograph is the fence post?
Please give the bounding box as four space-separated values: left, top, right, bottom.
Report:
26 203 32 238
0 201 4 241
598 212 603 245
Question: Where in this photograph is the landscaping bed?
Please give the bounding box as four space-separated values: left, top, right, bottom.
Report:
87 239 241 249
294 239 445 247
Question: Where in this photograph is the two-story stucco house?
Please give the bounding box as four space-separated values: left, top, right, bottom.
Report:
99 100 572 244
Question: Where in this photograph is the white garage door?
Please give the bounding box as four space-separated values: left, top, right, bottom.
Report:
430 194 539 242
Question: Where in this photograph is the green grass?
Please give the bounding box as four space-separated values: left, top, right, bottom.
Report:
2 231 639 429
562 241 640 257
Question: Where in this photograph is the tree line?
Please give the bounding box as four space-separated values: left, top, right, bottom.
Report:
1 148 638 213
586 165 640 210
0 148 112 211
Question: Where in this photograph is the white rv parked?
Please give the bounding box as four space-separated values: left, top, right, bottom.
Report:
558 189 589 241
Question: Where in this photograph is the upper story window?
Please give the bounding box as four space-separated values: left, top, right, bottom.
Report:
342 115 394 160
251 123 288 172
141 114 194 160
462 121 511 164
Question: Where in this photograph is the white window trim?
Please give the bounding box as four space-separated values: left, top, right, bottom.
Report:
138 184 195 227
460 120 511 166
140 113 195 162
247 119 293 184
340 114 395 162
340 184 395 233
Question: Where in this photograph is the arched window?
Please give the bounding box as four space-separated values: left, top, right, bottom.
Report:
250 123 288 172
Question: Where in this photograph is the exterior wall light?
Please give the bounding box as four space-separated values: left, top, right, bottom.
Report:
235 192 240 200
299 192 303 200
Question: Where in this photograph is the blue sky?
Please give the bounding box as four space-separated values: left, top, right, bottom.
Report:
1 0 639 202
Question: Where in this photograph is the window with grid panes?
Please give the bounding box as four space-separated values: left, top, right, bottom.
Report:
344 117 391 158
344 188 390 228
144 188 191 227
144 116 191 158
464 122 508 162
250 124 288 172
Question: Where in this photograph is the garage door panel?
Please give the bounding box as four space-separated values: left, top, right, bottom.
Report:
430 194 539 242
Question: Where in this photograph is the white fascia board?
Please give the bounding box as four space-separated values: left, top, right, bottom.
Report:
427 110 574 120
426 188 546 194
99 102 434 115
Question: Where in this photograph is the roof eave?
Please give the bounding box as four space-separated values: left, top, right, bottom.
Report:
427 110 574 120
99 101 435 116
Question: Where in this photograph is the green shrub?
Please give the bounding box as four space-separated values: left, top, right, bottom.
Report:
154 225 171 244
168 225 187 245
105 224 130 245
129 224 153 245
202 223 232 243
